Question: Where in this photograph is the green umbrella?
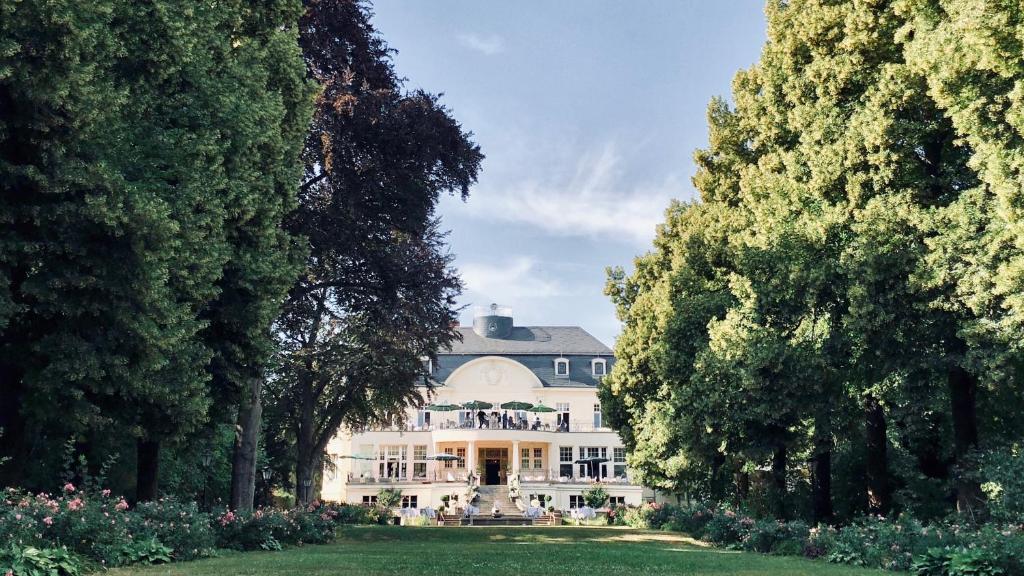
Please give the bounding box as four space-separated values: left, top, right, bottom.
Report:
425 402 462 411
527 403 556 413
337 453 376 460
461 400 493 410
500 401 534 411
426 454 461 461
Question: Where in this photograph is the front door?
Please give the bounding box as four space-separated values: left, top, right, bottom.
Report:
485 458 500 485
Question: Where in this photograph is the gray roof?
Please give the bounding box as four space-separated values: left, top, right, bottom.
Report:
443 326 613 356
432 353 613 388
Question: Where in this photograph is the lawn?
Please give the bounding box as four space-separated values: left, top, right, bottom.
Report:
108 526 883 576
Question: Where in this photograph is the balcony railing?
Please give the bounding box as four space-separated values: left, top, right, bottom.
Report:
345 469 637 486
365 419 615 434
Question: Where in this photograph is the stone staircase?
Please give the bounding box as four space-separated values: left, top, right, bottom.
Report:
474 485 518 516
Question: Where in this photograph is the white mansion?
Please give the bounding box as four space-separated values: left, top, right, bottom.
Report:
322 305 647 513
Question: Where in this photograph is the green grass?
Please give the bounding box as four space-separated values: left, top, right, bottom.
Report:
107 526 884 575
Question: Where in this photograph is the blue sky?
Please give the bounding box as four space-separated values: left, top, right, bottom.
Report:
371 1 768 347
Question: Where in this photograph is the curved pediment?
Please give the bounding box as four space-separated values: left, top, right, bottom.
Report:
441 356 543 402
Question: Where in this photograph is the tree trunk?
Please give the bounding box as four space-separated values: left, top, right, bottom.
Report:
295 392 318 506
136 439 161 502
735 466 750 503
864 395 890 514
0 363 27 487
229 376 263 512
811 408 833 524
709 451 727 502
948 365 984 517
771 442 788 520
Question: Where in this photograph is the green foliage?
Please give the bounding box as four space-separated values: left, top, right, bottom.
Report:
979 447 1024 524
265 0 483 504
0 545 84 576
132 497 215 561
114 538 172 567
376 488 402 510
582 485 609 509
913 547 1004 576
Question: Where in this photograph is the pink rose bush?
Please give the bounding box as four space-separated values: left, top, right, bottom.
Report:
606 500 1023 573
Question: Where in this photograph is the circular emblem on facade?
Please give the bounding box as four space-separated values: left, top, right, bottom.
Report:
481 363 505 386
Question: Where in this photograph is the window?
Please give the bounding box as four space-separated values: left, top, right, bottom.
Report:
593 404 602 428
592 358 607 377
401 495 418 509
533 447 544 469
456 447 466 467
413 445 427 479
554 357 569 377
379 445 407 479
416 410 430 428
569 495 585 509
361 495 378 506
559 446 574 478
609 496 626 507
443 447 455 469
521 448 530 471
614 447 626 477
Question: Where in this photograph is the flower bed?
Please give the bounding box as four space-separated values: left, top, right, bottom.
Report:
0 487 381 575
608 502 1023 575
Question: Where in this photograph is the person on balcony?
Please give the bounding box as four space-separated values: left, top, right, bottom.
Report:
501 410 509 429
532 416 541 430
477 409 487 429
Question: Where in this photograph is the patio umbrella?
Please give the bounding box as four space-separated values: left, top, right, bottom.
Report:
527 403 556 413
426 454 461 461
499 401 533 410
337 453 376 460
425 402 462 411
574 456 610 479
461 400 492 410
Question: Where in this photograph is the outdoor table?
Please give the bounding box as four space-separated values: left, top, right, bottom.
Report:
399 508 420 518
420 507 436 519
464 505 480 517
571 507 596 521
525 506 544 518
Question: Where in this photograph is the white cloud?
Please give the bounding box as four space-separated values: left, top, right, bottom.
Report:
455 141 682 244
460 256 563 303
457 32 505 55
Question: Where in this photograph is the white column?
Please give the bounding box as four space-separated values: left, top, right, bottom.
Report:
406 442 415 481
466 441 476 478
548 441 560 480
512 440 521 475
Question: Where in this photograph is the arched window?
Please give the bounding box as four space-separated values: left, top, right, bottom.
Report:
554 357 570 377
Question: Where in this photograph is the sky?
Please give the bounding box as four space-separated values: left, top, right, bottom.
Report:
371 1 768 347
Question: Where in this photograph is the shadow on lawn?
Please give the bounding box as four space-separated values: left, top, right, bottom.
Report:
336 526 710 548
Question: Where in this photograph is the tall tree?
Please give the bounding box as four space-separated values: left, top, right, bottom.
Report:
0 0 312 500
266 0 483 505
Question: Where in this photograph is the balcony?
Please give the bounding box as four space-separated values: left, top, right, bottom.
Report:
343 468 638 486
365 419 616 434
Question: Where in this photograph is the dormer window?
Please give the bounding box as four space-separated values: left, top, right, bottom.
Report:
592 358 607 377
554 357 570 377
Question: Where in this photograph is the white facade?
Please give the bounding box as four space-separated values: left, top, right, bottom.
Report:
322 353 646 511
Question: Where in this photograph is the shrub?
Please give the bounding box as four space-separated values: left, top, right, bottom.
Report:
703 509 745 547
113 537 173 567
376 488 402 509
913 547 1005 576
132 497 215 561
581 485 608 509
0 545 85 576
621 502 675 529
